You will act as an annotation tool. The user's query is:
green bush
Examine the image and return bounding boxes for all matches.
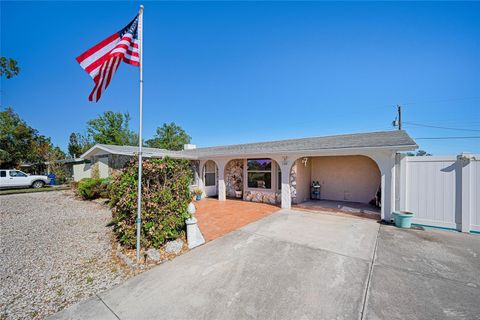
[77,178,110,200]
[109,157,192,249]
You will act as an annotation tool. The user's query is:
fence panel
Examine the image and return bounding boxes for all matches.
[404,156,459,229]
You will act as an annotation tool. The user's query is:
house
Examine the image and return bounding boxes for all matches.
[79,130,417,222]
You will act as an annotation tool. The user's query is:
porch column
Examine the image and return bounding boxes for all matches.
[276,157,294,210]
[198,160,207,197]
[370,152,395,222]
[217,160,227,201]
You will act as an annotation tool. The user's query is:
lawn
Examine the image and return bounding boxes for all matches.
[0,185,70,196]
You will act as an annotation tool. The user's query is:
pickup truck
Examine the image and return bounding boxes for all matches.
[0,169,50,189]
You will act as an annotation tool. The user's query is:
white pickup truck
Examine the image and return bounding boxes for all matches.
[0,169,50,189]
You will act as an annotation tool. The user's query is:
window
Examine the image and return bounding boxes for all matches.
[247,159,272,189]
[278,167,282,191]
[204,161,216,187]
[10,171,27,177]
[0,171,6,177]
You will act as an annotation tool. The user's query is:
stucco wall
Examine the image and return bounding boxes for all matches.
[72,162,92,181]
[97,156,110,178]
[294,159,312,204]
[310,155,380,204]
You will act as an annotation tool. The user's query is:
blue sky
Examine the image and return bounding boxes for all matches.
[1,1,479,155]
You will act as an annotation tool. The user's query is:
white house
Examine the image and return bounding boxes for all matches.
[79,130,418,222]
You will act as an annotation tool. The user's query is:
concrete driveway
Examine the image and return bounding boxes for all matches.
[50,209,480,320]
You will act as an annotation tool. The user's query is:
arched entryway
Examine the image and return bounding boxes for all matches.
[203,160,218,197]
[224,159,244,199]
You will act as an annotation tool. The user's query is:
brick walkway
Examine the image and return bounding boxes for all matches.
[194,198,280,241]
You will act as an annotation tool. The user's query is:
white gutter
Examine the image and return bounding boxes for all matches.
[190,144,418,159]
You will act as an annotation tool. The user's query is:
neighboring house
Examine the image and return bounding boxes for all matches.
[21,158,87,182]
[79,130,418,222]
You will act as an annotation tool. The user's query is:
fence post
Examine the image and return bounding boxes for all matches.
[458,152,473,233]
[396,153,407,212]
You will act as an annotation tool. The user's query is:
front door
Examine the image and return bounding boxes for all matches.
[204,161,217,197]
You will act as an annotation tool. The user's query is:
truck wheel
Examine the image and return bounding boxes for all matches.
[32,180,45,188]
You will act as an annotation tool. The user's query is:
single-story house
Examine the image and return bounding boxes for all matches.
[79,130,418,222]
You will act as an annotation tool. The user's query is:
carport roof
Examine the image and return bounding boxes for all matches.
[81,130,417,160]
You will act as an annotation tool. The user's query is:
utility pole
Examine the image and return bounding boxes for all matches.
[397,104,402,130]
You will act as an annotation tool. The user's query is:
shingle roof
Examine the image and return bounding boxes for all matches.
[185,130,417,157]
[82,130,416,159]
[84,144,197,159]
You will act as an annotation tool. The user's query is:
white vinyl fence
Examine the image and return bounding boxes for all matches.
[397,153,479,233]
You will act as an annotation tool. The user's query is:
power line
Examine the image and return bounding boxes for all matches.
[401,96,480,106]
[415,136,480,140]
[404,121,480,132]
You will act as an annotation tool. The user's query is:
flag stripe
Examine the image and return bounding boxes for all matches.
[76,33,119,64]
[79,37,120,70]
[77,15,140,102]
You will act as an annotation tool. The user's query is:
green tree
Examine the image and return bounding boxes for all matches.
[145,122,191,150]
[0,107,64,168]
[87,111,138,145]
[68,132,92,158]
[0,57,20,79]
[406,150,432,157]
[0,107,38,167]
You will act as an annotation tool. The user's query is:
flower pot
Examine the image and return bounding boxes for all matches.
[195,195,202,201]
[235,190,242,199]
[392,211,414,228]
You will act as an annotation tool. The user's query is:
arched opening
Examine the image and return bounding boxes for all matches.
[289,155,381,217]
[203,160,218,197]
[224,159,244,199]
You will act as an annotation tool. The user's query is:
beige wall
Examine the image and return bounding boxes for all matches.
[310,155,380,204]
[294,159,312,203]
[98,156,110,178]
[73,162,92,181]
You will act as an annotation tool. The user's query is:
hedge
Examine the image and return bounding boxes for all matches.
[109,157,192,249]
[76,178,110,200]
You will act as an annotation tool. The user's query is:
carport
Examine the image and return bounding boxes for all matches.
[291,155,381,219]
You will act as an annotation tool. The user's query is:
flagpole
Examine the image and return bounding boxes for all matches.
[136,4,144,263]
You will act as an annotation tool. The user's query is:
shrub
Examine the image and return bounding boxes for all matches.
[77,177,110,200]
[109,157,192,249]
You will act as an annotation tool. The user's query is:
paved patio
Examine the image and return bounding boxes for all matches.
[194,198,279,241]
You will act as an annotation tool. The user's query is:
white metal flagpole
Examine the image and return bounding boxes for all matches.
[136,4,144,263]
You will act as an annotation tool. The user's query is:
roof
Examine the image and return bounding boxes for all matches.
[81,130,417,160]
[80,144,197,160]
[184,130,417,157]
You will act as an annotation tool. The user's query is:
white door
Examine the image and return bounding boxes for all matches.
[204,161,217,197]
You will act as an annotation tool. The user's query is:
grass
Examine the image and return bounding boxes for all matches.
[0,186,70,196]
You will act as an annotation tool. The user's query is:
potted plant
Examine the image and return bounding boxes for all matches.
[192,187,203,201]
[392,211,414,228]
[235,190,242,199]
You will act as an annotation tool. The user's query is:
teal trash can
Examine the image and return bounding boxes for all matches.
[392,211,414,228]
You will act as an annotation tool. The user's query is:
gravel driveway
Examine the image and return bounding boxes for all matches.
[0,191,127,320]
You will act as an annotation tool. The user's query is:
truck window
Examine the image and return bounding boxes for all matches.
[10,171,27,177]
[0,171,5,177]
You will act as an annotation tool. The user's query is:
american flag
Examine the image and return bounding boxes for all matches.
[76,15,140,102]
